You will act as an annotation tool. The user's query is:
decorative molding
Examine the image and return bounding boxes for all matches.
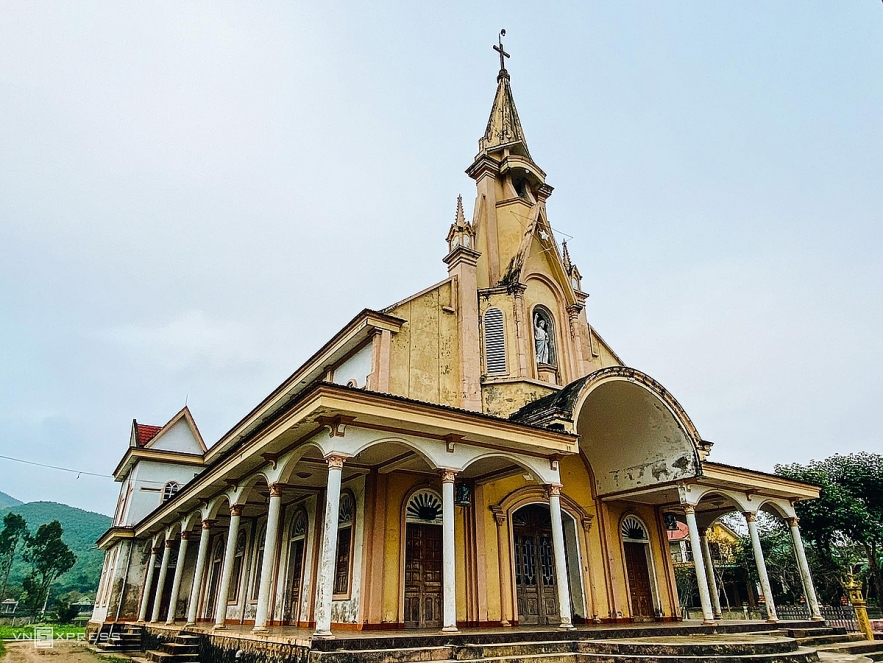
[318,414,356,438]
[581,515,594,533]
[445,434,463,453]
[743,511,757,523]
[440,469,457,484]
[786,516,799,527]
[230,504,244,517]
[269,483,283,498]
[490,505,506,527]
[164,539,174,548]
[545,484,562,498]
[180,531,191,541]
[683,504,696,515]
[202,520,215,531]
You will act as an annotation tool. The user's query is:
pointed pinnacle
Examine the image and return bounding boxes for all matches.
[455,194,466,226]
[561,240,572,272]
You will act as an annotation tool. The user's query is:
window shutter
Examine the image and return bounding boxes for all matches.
[484,308,507,374]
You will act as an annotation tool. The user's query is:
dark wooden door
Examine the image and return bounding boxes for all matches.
[624,542,654,620]
[285,539,305,624]
[404,523,442,628]
[513,505,560,625]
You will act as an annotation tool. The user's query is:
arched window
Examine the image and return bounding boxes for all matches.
[620,515,649,542]
[204,538,225,618]
[162,481,180,503]
[483,307,507,374]
[250,524,266,602]
[532,307,557,368]
[229,531,247,604]
[405,489,443,524]
[334,492,355,596]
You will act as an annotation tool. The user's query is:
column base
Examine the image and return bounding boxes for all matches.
[766,618,779,624]
[441,626,459,633]
[313,631,335,639]
[184,622,196,628]
[701,620,718,626]
[558,624,576,631]
[500,620,511,627]
[252,626,268,633]
[212,624,227,630]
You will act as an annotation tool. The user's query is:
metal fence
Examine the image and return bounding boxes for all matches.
[776,604,859,632]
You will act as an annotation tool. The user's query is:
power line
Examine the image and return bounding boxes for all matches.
[0,453,111,479]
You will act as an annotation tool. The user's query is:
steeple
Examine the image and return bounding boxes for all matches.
[478,30,531,160]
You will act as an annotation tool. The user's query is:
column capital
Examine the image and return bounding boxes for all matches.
[743,511,757,523]
[164,539,175,548]
[545,483,562,498]
[180,531,191,541]
[202,519,216,530]
[230,504,244,517]
[786,516,799,527]
[440,469,457,484]
[269,483,283,498]
[151,546,162,555]
[683,504,696,515]
[325,453,347,470]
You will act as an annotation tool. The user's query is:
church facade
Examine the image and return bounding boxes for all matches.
[91,49,824,637]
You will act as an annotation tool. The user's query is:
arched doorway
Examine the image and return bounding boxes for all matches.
[403,489,443,628]
[283,509,309,625]
[203,537,224,620]
[620,515,658,621]
[513,504,560,625]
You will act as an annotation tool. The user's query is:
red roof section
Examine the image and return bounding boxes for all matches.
[667,521,690,542]
[135,423,163,447]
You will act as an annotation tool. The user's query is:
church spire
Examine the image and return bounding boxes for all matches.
[478,30,531,160]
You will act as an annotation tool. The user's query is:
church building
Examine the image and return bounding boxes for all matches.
[91,40,824,637]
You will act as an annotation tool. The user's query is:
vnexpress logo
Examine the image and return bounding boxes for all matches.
[34,626,54,649]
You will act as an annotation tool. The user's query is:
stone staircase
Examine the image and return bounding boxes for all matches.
[133,633,200,663]
[775,627,883,662]
[93,623,144,653]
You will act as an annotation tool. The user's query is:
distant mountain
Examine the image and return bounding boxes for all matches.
[0,490,23,509]
[0,501,112,599]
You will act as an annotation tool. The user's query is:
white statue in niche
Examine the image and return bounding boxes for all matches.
[534,313,554,365]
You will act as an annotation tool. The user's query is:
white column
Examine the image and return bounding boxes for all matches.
[745,511,778,623]
[547,485,574,629]
[213,505,243,629]
[441,470,458,633]
[150,539,173,623]
[684,506,717,625]
[787,517,822,621]
[165,532,190,624]
[137,545,159,622]
[314,454,346,638]
[186,520,213,626]
[253,484,284,632]
[699,529,722,619]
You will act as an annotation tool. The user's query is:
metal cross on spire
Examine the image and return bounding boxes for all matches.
[493,29,510,71]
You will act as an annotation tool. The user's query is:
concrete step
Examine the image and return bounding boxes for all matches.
[816,642,883,657]
[161,643,199,655]
[580,636,799,658]
[799,635,867,647]
[453,641,575,660]
[146,650,200,663]
[311,646,453,663]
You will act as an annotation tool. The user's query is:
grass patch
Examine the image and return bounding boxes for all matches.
[0,639,6,658]
[0,623,87,641]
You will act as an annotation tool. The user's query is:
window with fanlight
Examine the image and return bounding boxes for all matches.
[333,491,356,596]
[162,481,180,503]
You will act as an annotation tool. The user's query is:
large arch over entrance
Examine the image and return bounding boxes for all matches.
[512,367,704,498]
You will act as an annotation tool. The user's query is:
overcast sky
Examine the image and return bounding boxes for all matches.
[1,3,881,517]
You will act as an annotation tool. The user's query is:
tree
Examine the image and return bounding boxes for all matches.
[20,520,76,616]
[776,452,883,605]
[0,512,27,598]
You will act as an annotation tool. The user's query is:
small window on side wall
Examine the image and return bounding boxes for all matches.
[162,481,180,503]
[483,307,507,375]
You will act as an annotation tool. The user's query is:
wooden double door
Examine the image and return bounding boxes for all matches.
[513,505,560,625]
[404,523,442,628]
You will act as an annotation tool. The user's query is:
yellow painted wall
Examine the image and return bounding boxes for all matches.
[387,281,459,408]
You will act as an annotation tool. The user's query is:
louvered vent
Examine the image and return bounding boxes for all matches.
[484,307,507,374]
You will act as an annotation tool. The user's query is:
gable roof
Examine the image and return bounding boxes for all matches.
[133,423,163,448]
[145,406,207,453]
